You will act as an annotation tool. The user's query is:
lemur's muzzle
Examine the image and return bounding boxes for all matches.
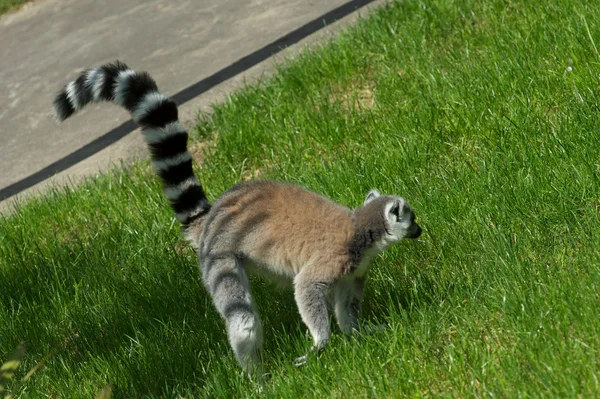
[407,224,422,239]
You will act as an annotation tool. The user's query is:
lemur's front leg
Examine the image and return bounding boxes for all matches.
[293,270,332,367]
[335,276,389,337]
[334,276,365,335]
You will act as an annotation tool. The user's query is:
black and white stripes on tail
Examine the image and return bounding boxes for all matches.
[53,61,211,229]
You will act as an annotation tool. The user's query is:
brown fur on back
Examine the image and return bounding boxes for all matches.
[198,181,354,281]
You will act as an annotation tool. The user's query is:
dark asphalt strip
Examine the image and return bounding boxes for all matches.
[0,0,377,202]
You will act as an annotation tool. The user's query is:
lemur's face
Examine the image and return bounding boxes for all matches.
[364,189,422,243]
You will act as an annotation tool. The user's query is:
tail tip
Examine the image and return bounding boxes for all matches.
[52,90,74,122]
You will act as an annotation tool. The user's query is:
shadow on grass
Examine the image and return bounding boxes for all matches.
[0,236,310,395]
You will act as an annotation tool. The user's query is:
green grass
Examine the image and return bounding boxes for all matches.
[0,0,31,16]
[2,0,600,397]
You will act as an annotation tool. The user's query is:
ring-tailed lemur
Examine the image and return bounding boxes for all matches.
[53,61,422,378]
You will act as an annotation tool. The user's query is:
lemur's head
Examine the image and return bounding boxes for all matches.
[360,189,422,246]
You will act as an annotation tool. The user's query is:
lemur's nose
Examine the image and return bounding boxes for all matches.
[409,225,422,239]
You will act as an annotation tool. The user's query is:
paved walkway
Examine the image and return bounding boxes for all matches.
[0,0,383,210]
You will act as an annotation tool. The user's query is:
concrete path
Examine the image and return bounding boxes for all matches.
[0,0,383,210]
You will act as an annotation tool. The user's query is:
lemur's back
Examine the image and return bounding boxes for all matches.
[201,180,353,278]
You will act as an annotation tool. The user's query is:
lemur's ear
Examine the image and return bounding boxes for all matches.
[386,198,405,222]
[388,199,404,222]
[364,189,381,205]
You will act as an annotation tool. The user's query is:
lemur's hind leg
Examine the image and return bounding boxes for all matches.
[293,269,332,367]
[201,252,264,378]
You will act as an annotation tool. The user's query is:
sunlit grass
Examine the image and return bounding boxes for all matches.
[1,0,599,397]
[0,0,31,16]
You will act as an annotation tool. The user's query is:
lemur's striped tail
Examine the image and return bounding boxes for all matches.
[53,61,211,229]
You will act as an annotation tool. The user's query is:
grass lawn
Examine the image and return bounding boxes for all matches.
[0,0,31,16]
[1,0,600,397]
